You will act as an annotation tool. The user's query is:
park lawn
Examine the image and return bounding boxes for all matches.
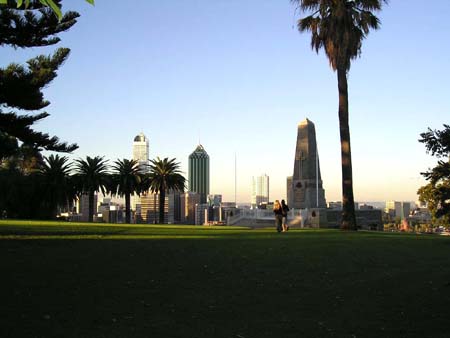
[0,221,449,338]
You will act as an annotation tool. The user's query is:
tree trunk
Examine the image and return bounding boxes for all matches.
[125,192,131,224]
[337,67,357,230]
[159,189,165,224]
[88,191,94,223]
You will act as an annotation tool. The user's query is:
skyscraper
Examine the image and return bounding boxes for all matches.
[287,118,326,209]
[251,174,269,208]
[188,144,209,204]
[132,133,149,213]
[132,132,149,172]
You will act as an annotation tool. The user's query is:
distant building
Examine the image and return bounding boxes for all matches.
[195,203,209,225]
[251,174,269,208]
[359,203,374,210]
[77,193,98,222]
[409,208,432,224]
[327,201,342,210]
[132,132,149,212]
[100,204,124,224]
[132,132,149,170]
[101,205,125,223]
[385,201,411,220]
[208,194,222,207]
[208,205,224,223]
[326,209,383,230]
[180,192,201,224]
[140,192,178,224]
[188,144,210,204]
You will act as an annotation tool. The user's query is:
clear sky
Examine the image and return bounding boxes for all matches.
[2,0,449,203]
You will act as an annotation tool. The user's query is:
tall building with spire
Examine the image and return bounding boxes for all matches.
[188,144,209,204]
[287,118,326,209]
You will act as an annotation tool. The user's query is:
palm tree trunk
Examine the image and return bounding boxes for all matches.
[337,67,357,230]
[53,203,58,220]
[125,192,131,224]
[88,191,94,223]
[159,189,165,224]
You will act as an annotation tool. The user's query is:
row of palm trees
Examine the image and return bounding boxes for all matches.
[39,155,186,223]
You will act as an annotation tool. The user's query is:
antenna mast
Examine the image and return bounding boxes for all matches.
[234,152,237,208]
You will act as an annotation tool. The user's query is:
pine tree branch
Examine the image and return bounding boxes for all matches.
[0,1,79,47]
[0,110,78,157]
[0,48,70,110]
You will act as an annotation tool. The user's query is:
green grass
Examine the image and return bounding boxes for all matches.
[1,220,449,337]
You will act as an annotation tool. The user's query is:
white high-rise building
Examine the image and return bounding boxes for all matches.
[133,132,149,172]
[132,133,149,213]
[251,174,269,208]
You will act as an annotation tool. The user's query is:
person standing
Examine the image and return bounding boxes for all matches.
[281,199,290,232]
[273,200,283,233]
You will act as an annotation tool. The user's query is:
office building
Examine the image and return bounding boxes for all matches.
[385,201,411,220]
[251,174,269,208]
[188,144,209,204]
[208,194,222,207]
[132,132,149,169]
[195,203,209,225]
[180,192,201,224]
[77,192,98,222]
[139,191,181,224]
[132,133,149,212]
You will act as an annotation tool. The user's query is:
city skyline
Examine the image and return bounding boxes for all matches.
[2,1,448,203]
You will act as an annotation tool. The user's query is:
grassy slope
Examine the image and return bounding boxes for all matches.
[1,221,449,338]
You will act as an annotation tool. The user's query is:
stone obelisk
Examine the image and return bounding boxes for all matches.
[287,118,326,209]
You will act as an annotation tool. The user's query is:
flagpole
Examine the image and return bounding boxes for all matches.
[234,152,237,208]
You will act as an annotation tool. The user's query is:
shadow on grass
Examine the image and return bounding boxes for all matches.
[1,221,449,337]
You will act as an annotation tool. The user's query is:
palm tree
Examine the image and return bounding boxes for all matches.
[38,154,74,218]
[74,156,109,222]
[110,158,144,224]
[147,157,185,224]
[292,0,386,230]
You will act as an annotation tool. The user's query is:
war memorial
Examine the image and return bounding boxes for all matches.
[227,119,382,230]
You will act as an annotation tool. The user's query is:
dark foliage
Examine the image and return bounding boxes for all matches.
[109,159,145,224]
[418,125,450,221]
[73,156,110,222]
[419,124,450,158]
[0,1,79,48]
[147,157,185,224]
[0,1,79,160]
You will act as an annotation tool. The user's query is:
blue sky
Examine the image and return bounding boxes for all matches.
[2,0,449,203]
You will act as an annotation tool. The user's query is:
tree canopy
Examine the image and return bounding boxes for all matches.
[0,0,93,20]
[148,157,186,224]
[418,125,450,223]
[110,159,144,224]
[0,0,79,161]
[73,156,110,222]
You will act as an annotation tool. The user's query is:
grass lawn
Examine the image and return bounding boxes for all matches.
[1,220,449,338]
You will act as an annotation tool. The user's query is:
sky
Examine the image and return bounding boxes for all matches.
[2,0,449,204]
